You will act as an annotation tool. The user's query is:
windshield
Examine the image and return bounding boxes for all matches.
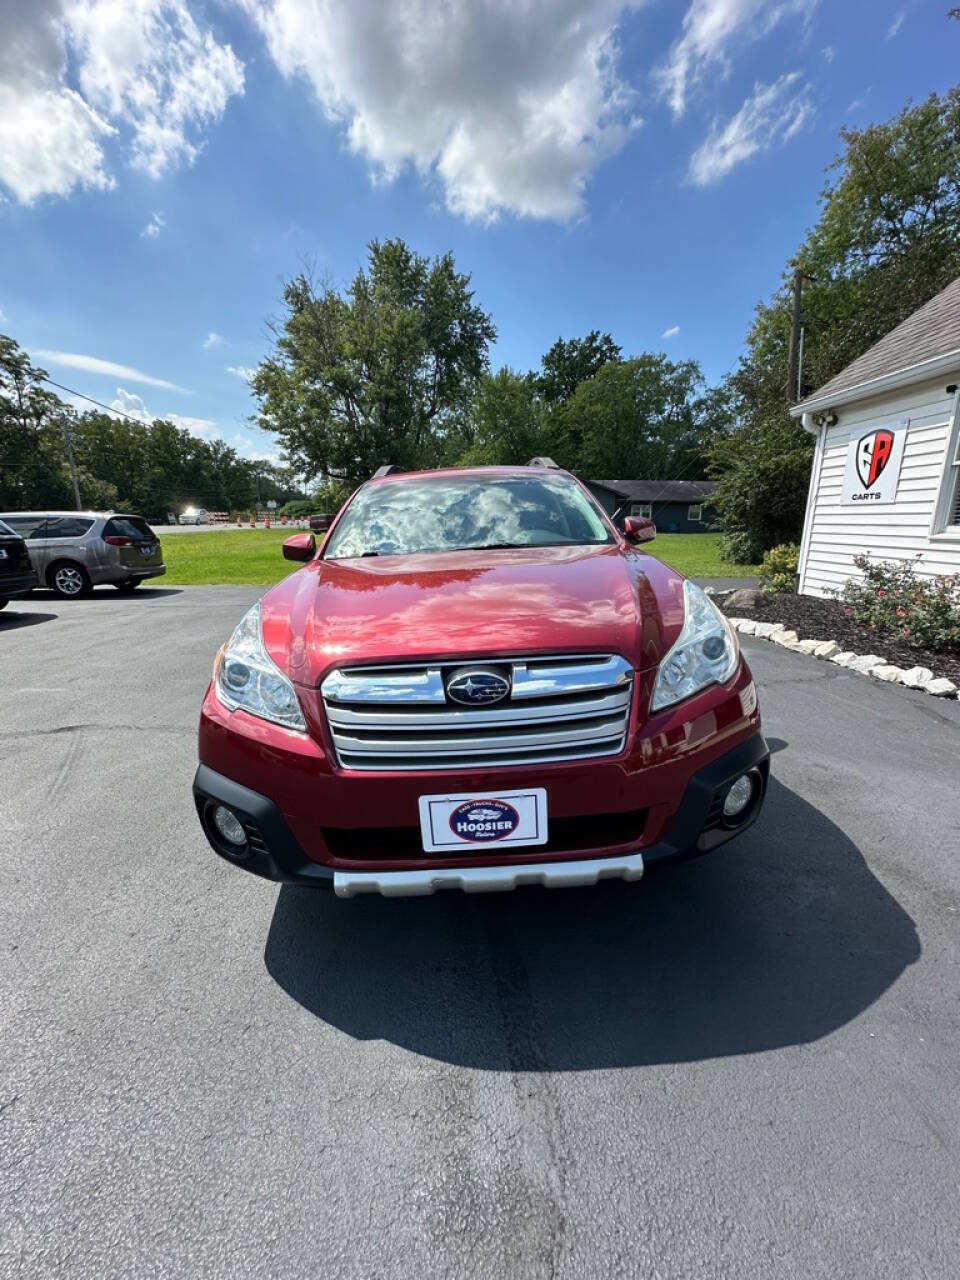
[324,473,614,559]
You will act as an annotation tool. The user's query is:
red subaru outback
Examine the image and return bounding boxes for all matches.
[194,465,768,896]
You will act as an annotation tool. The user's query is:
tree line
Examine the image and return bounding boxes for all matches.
[0,336,304,519]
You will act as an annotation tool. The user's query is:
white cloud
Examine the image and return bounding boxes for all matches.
[0,304,7,324]
[226,365,256,381]
[662,324,680,338]
[140,210,165,237]
[821,44,835,62]
[33,348,188,391]
[104,387,219,438]
[886,8,906,38]
[0,1,244,204]
[655,0,816,118]
[688,72,813,185]
[202,331,224,349]
[237,0,644,223]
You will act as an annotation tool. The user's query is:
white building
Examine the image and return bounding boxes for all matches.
[792,276,960,597]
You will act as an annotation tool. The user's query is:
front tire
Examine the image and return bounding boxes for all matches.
[49,562,92,598]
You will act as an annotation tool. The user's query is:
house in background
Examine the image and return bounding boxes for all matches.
[791,275,960,597]
[586,479,717,533]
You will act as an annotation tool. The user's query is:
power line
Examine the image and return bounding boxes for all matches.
[40,377,156,427]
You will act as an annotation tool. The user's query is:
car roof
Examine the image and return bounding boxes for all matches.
[364,465,576,485]
[0,510,141,518]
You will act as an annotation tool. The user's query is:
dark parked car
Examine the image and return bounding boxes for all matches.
[309,513,333,533]
[0,519,39,609]
[0,512,165,598]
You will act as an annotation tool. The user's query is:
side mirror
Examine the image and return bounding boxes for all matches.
[282,532,317,562]
[623,516,656,544]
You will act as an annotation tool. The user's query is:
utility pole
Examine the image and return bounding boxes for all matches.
[60,411,82,511]
[786,268,803,404]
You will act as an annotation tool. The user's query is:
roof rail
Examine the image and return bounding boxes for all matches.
[526,456,561,469]
[371,465,404,479]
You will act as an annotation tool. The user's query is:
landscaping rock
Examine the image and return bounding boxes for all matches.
[753,622,781,638]
[899,666,934,690]
[926,678,958,697]
[813,641,840,659]
[849,654,885,675]
[723,588,763,612]
[736,619,757,635]
[771,629,800,647]
[871,664,905,682]
[830,652,858,667]
[795,639,822,655]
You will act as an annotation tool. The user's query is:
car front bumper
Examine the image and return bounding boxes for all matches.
[193,731,770,896]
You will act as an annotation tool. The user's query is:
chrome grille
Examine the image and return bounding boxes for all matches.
[321,655,633,771]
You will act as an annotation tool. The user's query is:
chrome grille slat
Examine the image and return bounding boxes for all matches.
[324,687,631,730]
[334,715,627,758]
[321,653,633,771]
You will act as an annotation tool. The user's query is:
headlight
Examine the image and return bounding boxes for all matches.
[215,602,306,731]
[651,580,739,712]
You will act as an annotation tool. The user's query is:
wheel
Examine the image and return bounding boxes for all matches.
[0,598,8,610]
[114,579,140,592]
[49,562,92,598]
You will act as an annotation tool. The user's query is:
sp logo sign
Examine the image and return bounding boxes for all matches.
[856,429,894,489]
[841,419,907,507]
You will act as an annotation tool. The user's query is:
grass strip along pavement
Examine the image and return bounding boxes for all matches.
[160,528,758,587]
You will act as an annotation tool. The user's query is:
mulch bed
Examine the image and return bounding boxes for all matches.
[720,591,960,687]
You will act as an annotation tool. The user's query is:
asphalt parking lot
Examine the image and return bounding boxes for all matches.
[2,586,959,1279]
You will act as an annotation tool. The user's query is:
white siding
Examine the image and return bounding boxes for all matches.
[799,374,960,597]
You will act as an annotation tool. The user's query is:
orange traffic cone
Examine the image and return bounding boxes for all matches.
[249,514,255,528]
[264,514,271,529]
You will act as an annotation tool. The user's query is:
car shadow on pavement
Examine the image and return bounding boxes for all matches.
[263,778,920,1071]
[26,587,183,601]
[0,609,59,630]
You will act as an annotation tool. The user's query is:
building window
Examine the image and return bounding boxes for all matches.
[932,395,960,535]
[944,441,960,529]
[688,504,703,522]
[630,502,652,519]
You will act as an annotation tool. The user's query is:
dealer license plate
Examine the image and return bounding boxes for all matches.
[418,788,548,853]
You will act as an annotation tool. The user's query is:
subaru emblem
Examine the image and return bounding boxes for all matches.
[446,667,511,706]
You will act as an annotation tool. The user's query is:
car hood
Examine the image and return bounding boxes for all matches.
[260,544,687,686]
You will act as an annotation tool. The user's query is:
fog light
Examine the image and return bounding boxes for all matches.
[722,774,755,819]
[212,804,247,846]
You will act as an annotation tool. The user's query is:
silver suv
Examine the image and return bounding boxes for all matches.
[0,512,166,598]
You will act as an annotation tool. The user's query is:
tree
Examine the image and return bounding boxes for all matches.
[251,239,496,484]
[0,336,74,509]
[537,331,621,405]
[557,355,706,478]
[711,87,960,559]
[452,368,551,465]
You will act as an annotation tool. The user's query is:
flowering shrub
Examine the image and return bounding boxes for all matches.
[758,543,800,593]
[839,554,960,652]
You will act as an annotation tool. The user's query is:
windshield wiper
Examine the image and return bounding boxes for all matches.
[459,541,539,551]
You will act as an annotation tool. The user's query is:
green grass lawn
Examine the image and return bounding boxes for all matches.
[160,528,758,586]
[648,533,758,578]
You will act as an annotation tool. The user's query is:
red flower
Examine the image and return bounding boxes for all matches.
[896,608,906,617]
[876,589,886,597]
[903,628,912,635]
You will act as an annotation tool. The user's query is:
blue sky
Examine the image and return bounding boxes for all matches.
[0,0,950,462]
